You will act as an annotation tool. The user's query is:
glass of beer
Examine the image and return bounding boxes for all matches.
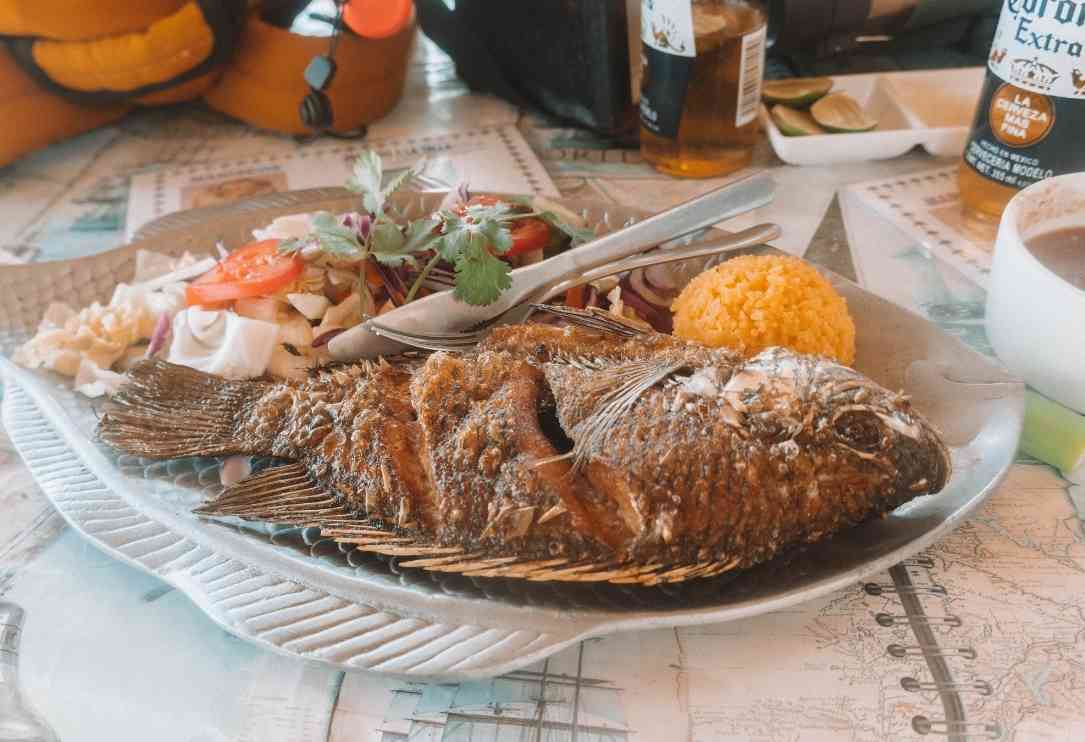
[639,0,768,178]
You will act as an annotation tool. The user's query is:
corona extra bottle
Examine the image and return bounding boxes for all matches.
[959,0,1085,222]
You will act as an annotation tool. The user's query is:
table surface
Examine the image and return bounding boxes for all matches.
[2,34,1084,742]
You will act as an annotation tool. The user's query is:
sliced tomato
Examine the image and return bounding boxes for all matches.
[362,258,384,291]
[458,195,502,210]
[185,239,303,307]
[506,217,551,257]
[455,195,553,258]
[564,284,586,309]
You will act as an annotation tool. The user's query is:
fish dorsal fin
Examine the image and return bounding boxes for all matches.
[529,304,651,337]
[194,463,350,525]
[543,357,687,470]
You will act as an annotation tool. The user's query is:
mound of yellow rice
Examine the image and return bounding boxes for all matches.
[671,254,856,365]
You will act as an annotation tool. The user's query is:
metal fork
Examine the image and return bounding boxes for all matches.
[329,171,776,360]
[365,222,780,352]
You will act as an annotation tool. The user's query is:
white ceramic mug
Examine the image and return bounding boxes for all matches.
[986,173,1085,413]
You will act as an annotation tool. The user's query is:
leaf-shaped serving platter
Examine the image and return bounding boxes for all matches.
[0,188,1023,680]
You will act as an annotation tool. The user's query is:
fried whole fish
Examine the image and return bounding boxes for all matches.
[99,321,951,583]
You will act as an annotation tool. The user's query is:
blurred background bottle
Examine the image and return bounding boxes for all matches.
[0,603,58,742]
[958,0,1085,223]
[639,0,768,178]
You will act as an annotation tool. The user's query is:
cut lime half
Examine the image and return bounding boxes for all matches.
[810,93,878,132]
[770,105,826,136]
[762,77,834,108]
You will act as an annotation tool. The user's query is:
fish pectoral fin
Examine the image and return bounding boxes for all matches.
[529,304,649,337]
[194,463,349,525]
[545,358,687,469]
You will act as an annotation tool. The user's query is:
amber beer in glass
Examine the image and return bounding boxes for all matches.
[639,0,767,178]
[958,0,1085,222]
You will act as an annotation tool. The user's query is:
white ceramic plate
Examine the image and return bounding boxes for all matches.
[762,68,985,165]
[0,188,1023,680]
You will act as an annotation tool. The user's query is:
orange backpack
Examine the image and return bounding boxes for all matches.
[0,0,413,166]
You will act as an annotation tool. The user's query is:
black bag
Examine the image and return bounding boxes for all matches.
[768,0,1001,76]
[416,0,1001,133]
[415,0,635,135]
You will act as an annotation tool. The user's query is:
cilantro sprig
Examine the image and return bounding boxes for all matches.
[279,151,593,306]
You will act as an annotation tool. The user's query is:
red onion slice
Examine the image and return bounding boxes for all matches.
[145,312,172,358]
[312,328,346,348]
[629,268,677,307]
[618,277,673,333]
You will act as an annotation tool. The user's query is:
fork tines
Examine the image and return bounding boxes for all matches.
[367,321,485,353]
[529,304,648,337]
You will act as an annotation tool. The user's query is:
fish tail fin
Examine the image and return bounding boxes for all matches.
[99,360,272,459]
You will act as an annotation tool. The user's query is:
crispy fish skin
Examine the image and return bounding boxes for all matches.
[99,324,951,577]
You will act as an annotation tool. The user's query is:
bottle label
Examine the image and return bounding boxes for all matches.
[735,24,767,127]
[639,0,696,138]
[987,0,1085,100]
[0,624,18,654]
[963,0,1085,190]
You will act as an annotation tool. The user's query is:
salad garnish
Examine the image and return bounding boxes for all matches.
[15,150,603,395]
[279,151,593,306]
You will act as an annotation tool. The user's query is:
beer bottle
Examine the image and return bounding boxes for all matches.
[639,0,768,178]
[959,0,1085,221]
[0,603,59,742]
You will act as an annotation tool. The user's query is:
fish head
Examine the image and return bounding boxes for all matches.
[723,348,951,495]
[822,384,952,496]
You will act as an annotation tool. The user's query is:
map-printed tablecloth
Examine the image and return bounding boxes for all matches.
[1,36,1082,742]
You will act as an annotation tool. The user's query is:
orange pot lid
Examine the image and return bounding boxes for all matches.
[343,0,413,39]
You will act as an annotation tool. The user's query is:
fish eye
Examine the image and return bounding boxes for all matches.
[833,410,884,451]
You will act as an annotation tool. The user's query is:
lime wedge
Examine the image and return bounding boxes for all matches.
[1021,390,1085,474]
[762,77,834,107]
[810,93,877,132]
[770,105,826,136]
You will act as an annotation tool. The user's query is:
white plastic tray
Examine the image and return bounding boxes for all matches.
[761,67,984,166]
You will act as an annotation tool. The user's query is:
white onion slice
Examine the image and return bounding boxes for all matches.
[287,292,330,320]
[134,257,217,291]
[644,262,686,291]
[72,359,127,398]
[235,296,282,323]
[167,308,279,379]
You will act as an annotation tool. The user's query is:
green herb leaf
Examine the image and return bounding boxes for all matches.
[434,214,470,262]
[463,201,516,223]
[347,151,385,215]
[278,238,303,255]
[427,207,519,304]
[453,238,512,306]
[310,211,342,231]
[305,210,365,258]
[547,215,596,244]
[345,151,422,218]
[402,217,441,253]
[535,208,595,244]
[369,221,410,266]
[480,220,513,255]
[381,167,416,200]
[508,195,595,244]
